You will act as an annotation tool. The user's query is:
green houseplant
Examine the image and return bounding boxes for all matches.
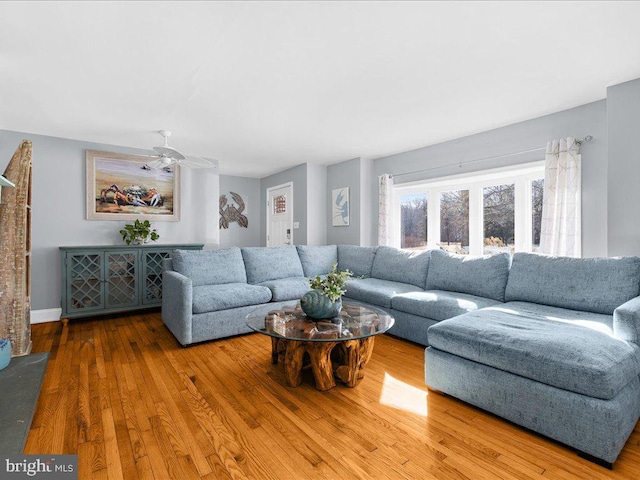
[301,263,354,318]
[119,219,159,245]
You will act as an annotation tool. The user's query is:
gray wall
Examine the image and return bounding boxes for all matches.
[607,78,640,256]
[260,163,308,246]
[219,175,261,248]
[359,158,373,246]
[306,163,327,245]
[0,129,220,311]
[371,101,608,257]
[327,158,362,245]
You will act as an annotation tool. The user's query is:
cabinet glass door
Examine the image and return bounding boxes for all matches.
[67,252,105,314]
[142,250,171,305]
[105,251,139,309]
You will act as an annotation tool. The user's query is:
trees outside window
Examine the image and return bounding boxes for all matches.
[400,193,427,249]
[531,178,544,251]
[483,184,515,254]
[440,190,469,254]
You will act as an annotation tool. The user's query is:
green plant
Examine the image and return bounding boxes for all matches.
[309,263,354,302]
[119,219,159,245]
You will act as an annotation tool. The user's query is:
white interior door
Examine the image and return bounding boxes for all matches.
[267,183,293,247]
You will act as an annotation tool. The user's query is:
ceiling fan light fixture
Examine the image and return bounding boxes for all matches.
[146,130,219,170]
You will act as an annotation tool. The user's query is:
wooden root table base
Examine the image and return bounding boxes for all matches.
[271,336,376,391]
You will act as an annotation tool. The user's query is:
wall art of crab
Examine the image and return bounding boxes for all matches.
[332,187,349,226]
[86,150,180,221]
[219,191,248,229]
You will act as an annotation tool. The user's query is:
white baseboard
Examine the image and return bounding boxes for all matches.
[31,308,62,324]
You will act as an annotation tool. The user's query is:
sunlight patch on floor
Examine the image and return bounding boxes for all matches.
[379,373,428,416]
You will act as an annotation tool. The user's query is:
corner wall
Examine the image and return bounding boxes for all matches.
[607,78,640,256]
[327,158,362,245]
[219,175,261,247]
[0,129,220,311]
[306,163,327,245]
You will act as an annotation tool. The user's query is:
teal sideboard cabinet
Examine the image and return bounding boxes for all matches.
[60,244,203,321]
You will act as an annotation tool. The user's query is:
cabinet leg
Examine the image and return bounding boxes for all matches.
[61,318,69,326]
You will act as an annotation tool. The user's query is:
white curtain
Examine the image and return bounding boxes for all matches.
[539,137,581,257]
[378,174,394,246]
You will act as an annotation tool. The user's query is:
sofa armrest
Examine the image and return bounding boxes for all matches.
[613,296,640,344]
[162,270,193,346]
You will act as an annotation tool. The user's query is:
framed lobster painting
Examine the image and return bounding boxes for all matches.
[86,150,180,221]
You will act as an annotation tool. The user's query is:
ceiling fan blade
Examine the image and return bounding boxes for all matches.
[177,155,219,169]
[153,145,186,161]
[146,156,176,169]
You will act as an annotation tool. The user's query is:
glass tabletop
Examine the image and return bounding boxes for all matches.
[245,299,395,342]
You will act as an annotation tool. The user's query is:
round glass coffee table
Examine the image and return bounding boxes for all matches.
[246,300,394,391]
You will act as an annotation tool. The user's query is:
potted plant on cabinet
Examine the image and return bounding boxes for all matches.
[119,219,160,245]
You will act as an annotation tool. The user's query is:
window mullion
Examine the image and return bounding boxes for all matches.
[469,185,483,255]
[514,177,529,252]
[428,189,440,248]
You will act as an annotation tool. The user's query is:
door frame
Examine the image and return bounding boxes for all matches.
[266,182,294,246]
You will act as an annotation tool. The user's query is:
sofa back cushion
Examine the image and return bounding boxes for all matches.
[242,246,305,284]
[337,245,377,277]
[296,245,338,277]
[370,246,430,288]
[505,252,640,314]
[426,249,511,302]
[172,248,247,287]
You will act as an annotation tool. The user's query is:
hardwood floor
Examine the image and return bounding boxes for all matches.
[26,312,640,479]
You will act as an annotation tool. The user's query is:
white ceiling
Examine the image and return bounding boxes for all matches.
[1,1,640,177]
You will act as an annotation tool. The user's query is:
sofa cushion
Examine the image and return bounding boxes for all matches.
[338,245,377,277]
[192,283,272,314]
[258,277,310,301]
[392,290,501,322]
[242,246,305,284]
[428,307,640,399]
[343,278,422,309]
[426,249,511,302]
[371,246,430,288]
[296,245,337,277]
[505,253,640,315]
[172,248,247,287]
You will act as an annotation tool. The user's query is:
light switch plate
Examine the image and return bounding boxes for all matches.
[293,222,300,229]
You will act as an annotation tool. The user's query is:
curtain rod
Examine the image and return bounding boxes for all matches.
[392,135,593,179]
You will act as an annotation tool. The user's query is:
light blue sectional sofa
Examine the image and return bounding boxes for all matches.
[161,244,640,467]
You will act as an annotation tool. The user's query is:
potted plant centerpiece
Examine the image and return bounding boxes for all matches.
[119,219,160,245]
[301,263,354,319]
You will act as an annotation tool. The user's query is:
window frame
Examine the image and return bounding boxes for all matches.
[392,161,545,254]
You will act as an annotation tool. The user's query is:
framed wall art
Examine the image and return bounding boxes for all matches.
[332,187,349,226]
[86,150,180,221]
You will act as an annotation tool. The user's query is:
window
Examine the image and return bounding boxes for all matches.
[392,162,545,255]
[440,190,469,254]
[483,183,514,254]
[400,193,427,249]
[273,194,286,214]
[531,179,544,252]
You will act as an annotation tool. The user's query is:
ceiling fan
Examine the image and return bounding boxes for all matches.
[145,130,218,169]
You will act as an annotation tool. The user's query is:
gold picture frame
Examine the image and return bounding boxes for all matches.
[86,150,180,221]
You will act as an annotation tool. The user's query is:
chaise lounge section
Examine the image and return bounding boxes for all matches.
[425,253,640,466]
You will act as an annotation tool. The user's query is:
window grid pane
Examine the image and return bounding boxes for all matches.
[532,178,544,252]
[440,190,469,255]
[400,193,428,249]
[483,184,515,255]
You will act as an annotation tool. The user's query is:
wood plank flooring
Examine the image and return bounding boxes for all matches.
[26,311,640,479]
